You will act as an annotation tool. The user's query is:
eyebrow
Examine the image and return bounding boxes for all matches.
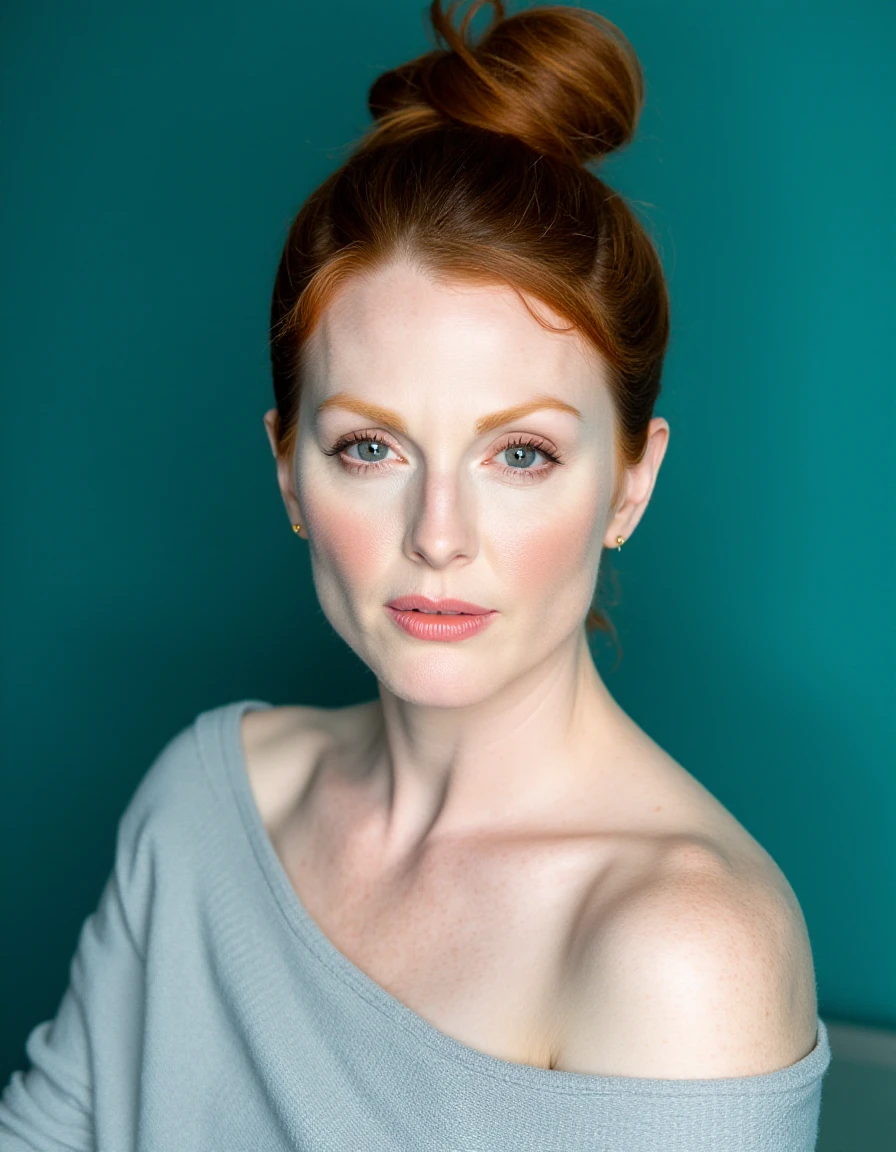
[315,391,583,436]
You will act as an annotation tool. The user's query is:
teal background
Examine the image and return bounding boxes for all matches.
[1,0,893,1107]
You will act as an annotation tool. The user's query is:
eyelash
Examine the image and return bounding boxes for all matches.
[322,430,565,483]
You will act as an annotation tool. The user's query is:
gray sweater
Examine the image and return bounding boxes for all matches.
[0,698,831,1150]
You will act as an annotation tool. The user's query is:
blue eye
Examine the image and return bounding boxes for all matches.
[323,432,397,472]
[503,444,541,469]
[349,438,390,463]
[493,436,563,482]
[325,430,564,482]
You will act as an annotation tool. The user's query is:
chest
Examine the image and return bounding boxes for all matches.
[278,825,611,1068]
[240,708,766,1074]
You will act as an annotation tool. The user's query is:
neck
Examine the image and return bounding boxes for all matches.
[363,629,623,858]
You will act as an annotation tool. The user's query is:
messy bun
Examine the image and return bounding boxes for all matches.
[270,0,670,647]
[368,1,643,167]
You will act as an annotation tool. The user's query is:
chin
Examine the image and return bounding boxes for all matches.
[379,671,502,710]
[358,645,507,708]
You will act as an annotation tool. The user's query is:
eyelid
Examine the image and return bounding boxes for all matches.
[326,428,407,459]
[328,427,562,459]
[492,431,562,459]
[325,430,565,490]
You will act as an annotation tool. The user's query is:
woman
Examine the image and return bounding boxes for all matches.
[0,2,830,1148]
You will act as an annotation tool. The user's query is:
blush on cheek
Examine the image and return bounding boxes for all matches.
[492,507,601,617]
[313,507,375,564]
[305,499,395,595]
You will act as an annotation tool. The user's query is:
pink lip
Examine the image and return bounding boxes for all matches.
[385,604,497,642]
[386,595,492,615]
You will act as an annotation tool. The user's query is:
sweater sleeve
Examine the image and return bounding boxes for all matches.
[0,727,186,1151]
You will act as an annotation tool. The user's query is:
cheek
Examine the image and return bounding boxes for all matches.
[488,493,602,603]
[300,483,394,590]
[315,510,385,579]
[299,457,604,609]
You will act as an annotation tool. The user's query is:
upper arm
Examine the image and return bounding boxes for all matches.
[0,840,144,1150]
[558,864,820,1080]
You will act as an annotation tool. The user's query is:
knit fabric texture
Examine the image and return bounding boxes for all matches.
[0,698,832,1150]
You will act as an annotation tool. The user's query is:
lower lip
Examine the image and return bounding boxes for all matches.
[385,607,497,642]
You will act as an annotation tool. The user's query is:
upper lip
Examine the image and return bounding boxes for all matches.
[387,595,493,615]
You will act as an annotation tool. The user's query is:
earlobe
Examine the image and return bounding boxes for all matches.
[604,531,628,553]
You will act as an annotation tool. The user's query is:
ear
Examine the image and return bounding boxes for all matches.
[604,417,670,550]
[263,408,306,536]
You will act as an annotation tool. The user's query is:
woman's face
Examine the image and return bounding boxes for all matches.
[267,261,642,708]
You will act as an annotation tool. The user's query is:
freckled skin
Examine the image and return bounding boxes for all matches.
[258,263,821,1082]
[264,260,669,846]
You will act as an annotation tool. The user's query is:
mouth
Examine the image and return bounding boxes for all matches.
[386,596,493,616]
[385,600,497,642]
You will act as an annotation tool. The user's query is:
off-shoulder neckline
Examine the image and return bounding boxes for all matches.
[206,696,831,1097]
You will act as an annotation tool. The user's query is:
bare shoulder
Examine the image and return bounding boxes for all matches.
[239,700,376,832]
[556,841,820,1079]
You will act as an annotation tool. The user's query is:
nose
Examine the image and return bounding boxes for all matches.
[404,468,478,569]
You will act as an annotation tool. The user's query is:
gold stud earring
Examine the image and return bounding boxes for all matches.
[616,536,625,551]
[292,523,302,535]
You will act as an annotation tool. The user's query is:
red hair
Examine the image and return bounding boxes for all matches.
[269,0,671,642]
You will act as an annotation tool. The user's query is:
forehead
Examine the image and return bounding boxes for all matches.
[304,261,607,410]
